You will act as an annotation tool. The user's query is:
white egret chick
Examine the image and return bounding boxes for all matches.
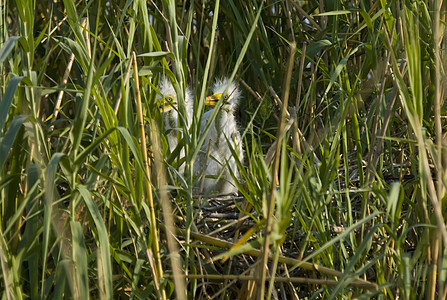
[194,78,244,195]
[158,77,193,172]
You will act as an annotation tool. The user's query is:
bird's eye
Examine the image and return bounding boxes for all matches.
[223,95,229,101]
[166,96,174,101]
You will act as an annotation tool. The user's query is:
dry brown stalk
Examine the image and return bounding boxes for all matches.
[168,226,378,291]
[164,274,378,290]
[132,52,165,299]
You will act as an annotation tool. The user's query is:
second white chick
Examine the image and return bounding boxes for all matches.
[158,77,193,174]
[194,78,244,195]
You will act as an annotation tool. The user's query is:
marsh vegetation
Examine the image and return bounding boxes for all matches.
[1,0,446,299]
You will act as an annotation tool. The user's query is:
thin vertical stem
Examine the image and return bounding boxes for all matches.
[257,42,296,299]
[432,0,444,299]
[132,52,165,299]
[152,122,186,300]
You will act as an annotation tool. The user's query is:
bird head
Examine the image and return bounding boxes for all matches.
[158,77,178,113]
[157,77,193,124]
[205,78,241,112]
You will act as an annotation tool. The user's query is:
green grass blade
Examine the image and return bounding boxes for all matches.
[0,36,20,65]
[0,115,27,171]
[77,185,113,299]
[71,221,89,300]
[0,76,23,130]
[41,152,67,297]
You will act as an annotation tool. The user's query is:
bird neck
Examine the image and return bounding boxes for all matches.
[220,102,234,113]
[216,107,235,132]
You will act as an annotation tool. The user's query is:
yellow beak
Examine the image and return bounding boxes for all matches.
[158,100,176,112]
[205,93,222,106]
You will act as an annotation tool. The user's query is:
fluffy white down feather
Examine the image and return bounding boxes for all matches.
[158,77,193,173]
[194,78,244,195]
